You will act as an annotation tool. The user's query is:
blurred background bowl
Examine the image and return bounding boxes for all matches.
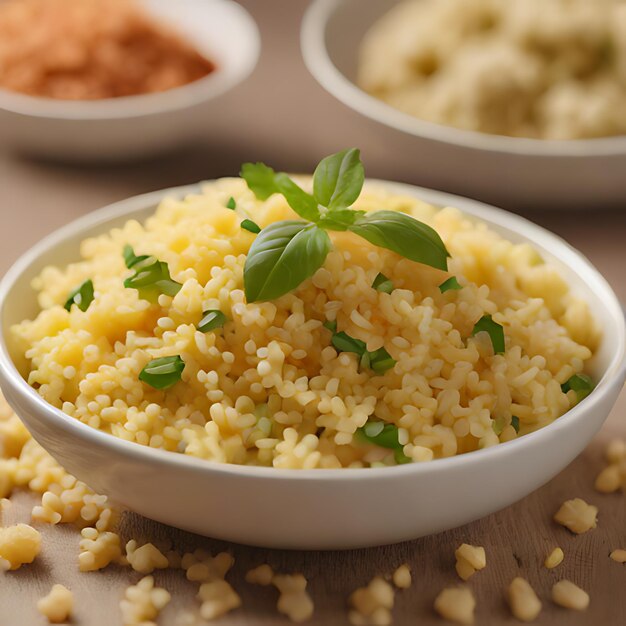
[301,0,626,210]
[0,0,260,162]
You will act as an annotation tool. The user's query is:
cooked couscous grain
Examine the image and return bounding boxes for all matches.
[120,575,171,625]
[544,547,564,569]
[454,543,486,581]
[273,574,315,623]
[125,539,169,574]
[553,498,598,534]
[392,564,412,589]
[246,563,275,586]
[434,586,476,625]
[37,584,74,623]
[79,527,123,571]
[12,177,597,470]
[507,577,542,622]
[609,549,626,563]
[197,579,242,620]
[551,580,589,611]
[0,523,41,570]
[349,576,395,625]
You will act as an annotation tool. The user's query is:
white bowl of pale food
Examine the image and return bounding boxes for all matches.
[0,176,624,549]
[0,0,260,161]
[301,0,626,209]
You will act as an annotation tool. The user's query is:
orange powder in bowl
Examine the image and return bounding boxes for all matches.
[0,0,216,100]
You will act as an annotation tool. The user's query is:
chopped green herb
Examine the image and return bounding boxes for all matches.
[331,331,367,355]
[511,415,520,433]
[226,196,236,210]
[357,419,411,465]
[561,374,594,402]
[241,219,261,234]
[439,276,462,293]
[240,149,450,303]
[123,258,182,302]
[323,319,337,333]
[64,279,94,312]
[471,314,505,354]
[123,245,151,269]
[372,272,394,294]
[492,416,506,436]
[197,310,227,333]
[139,355,185,390]
[368,347,397,374]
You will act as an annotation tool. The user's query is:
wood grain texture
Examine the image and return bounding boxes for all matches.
[0,1,625,624]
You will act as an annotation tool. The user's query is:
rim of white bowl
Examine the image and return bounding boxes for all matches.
[0,0,260,121]
[0,182,624,481]
[301,0,626,158]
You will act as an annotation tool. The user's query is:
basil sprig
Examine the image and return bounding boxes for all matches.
[123,245,151,269]
[561,374,594,402]
[241,219,261,234]
[123,257,182,303]
[439,276,462,293]
[64,279,94,312]
[326,324,396,375]
[198,310,227,333]
[471,314,505,354]
[139,355,185,390]
[372,272,394,294]
[240,149,450,302]
[357,419,411,464]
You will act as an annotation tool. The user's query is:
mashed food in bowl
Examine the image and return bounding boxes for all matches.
[12,151,599,469]
[358,0,626,139]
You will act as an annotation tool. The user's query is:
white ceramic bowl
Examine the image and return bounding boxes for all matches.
[0,182,624,549]
[0,0,260,161]
[301,0,626,210]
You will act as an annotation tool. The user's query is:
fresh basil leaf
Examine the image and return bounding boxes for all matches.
[241,219,261,234]
[349,211,449,271]
[198,310,227,333]
[274,173,321,222]
[323,319,337,333]
[124,259,182,302]
[139,355,185,390]
[240,162,278,200]
[313,148,364,211]
[226,197,236,210]
[471,314,505,354]
[561,373,594,402]
[369,347,396,374]
[244,220,331,302]
[357,421,403,450]
[64,279,94,312]
[123,245,151,269]
[394,448,412,464]
[511,415,520,433]
[439,276,462,293]
[372,272,394,294]
[317,208,365,231]
[331,331,367,356]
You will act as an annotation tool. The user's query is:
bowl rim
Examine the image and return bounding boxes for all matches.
[301,0,626,158]
[0,181,624,482]
[0,0,260,121]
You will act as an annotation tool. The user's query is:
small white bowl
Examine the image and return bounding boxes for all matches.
[301,0,626,210]
[0,182,624,549]
[0,0,260,161]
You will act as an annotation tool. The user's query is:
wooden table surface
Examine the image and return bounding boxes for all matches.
[1,1,625,624]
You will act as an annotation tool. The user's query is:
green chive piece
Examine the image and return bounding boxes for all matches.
[323,319,337,333]
[139,355,185,390]
[197,310,227,333]
[511,415,520,433]
[241,219,261,234]
[357,419,411,465]
[368,347,397,374]
[492,416,506,436]
[359,351,371,370]
[331,331,367,355]
[472,314,505,354]
[123,244,151,269]
[439,276,462,293]
[372,272,394,294]
[226,196,236,210]
[64,279,94,312]
[561,373,594,402]
[124,259,182,302]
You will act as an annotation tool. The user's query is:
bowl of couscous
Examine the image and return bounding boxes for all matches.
[0,150,624,548]
[301,0,626,209]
